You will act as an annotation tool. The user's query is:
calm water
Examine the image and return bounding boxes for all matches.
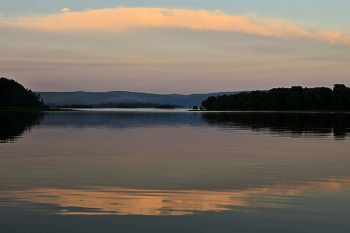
[1,110,350,232]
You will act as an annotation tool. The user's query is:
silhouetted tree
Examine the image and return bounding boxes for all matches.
[0,77,47,108]
[333,84,350,110]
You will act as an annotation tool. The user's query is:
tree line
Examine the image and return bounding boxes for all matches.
[201,84,350,111]
[0,77,47,108]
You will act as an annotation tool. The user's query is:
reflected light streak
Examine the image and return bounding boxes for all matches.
[1,176,349,216]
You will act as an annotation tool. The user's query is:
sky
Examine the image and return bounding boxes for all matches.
[1,0,350,93]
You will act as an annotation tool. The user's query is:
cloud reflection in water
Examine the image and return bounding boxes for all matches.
[2,176,349,216]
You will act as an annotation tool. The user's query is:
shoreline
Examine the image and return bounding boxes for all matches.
[1,107,349,113]
[188,109,350,113]
[0,107,75,112]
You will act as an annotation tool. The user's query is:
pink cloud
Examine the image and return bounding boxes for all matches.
[1,7,350,45]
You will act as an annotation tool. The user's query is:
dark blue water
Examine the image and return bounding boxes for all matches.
[1,110,349,232]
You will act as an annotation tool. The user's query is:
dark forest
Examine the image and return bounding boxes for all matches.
[201,84,350,111]
[0,77,47,108]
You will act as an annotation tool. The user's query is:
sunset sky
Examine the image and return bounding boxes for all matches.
[1,0,350,93]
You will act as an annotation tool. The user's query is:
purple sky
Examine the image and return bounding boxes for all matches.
[1,1,350,93]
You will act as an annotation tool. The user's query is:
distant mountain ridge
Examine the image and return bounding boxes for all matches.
[37,91,240,108]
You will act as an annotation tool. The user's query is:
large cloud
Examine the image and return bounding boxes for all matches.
[1,7,350,46]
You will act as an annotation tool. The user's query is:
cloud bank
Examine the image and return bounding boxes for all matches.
[1,8,350,46]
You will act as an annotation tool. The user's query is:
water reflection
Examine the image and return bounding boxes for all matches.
[0,111,43,143]
[202,112,350,139]
[1,175,349,216]
[40,111,203,128]
[35,111,350,139]
[1,110,350,232]
[1,111,350,144]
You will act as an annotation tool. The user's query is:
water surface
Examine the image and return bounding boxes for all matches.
[1,110,349,232]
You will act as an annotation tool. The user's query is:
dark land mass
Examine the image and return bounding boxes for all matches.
[201,84,350,111]
[37,91,239,108]
[0,77,47,108]
[3,77,350,111]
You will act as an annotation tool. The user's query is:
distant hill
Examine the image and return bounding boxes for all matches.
[37,91,239,108]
